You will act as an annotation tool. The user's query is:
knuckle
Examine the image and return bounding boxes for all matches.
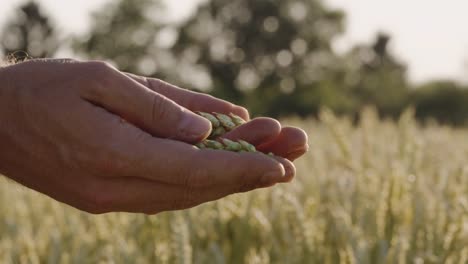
[86,60,116,75]
[79,61,117,98]
[147,78,165,92]
[150,94,171,123]
[83,62,114,81]
[131,73,151,87]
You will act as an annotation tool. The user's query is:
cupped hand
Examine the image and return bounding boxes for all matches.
[0,59,296,214]
[128,73,310,165]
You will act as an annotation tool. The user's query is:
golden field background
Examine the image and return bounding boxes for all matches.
[1,108,467,264]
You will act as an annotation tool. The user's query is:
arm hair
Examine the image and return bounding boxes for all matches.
[1,54,25,68]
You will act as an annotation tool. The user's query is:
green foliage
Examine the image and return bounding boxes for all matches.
[1,111,467,263]
[172,0,346,116]
[171,2,410,119]
[5,0,467,124]
[339,33,409,117]
[411,80,468,126]
[0,1,58,60]
[73,0,169,77]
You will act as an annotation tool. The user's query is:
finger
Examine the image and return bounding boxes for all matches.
[135,141,287,188]
[221,117,281,146]
[217,117,296,182]
[257,127,309,161]
[215,117,298,181]
[126,73,249,120]
[285,148,308,161]
[84,102,286,187]
[81,95,286,188]
[270,156,296,182]
[80,62,211,143]
[220,118,295,180]
[88,176,279,214]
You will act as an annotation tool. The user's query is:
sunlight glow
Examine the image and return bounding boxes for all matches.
[1,0,467,83]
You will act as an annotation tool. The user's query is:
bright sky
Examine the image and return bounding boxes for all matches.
[1,0,468,84]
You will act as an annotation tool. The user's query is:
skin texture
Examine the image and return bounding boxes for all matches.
[0,59,308,214]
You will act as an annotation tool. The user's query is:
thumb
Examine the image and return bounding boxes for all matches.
[149,93,212,142]
[80,65,211,143]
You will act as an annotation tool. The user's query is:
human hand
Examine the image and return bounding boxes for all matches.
[0,59,302,214]
[128,74,309,165]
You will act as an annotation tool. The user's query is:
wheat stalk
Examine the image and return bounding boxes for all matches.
[2,110,468,263]
[195,112,272,155]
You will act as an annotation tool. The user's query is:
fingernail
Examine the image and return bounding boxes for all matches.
[271,157,295,182]
[281,163,296,182]
[178,114,212,142]
[286,146,308,161]
[260,165,285,185]
[286,145,309,156]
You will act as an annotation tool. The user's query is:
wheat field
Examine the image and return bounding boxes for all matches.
[1,108,467,264]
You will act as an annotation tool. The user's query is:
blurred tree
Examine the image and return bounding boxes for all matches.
[0,1,58,60]
[71,0,466,124]
[340,33,409,117]
[172,0,346,116]
[411,80,468,126]
[73,0,171,77]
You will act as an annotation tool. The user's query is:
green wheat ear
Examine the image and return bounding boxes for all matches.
[197,112,246,139]
[196,139,254,152]
[195,112,274,156]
